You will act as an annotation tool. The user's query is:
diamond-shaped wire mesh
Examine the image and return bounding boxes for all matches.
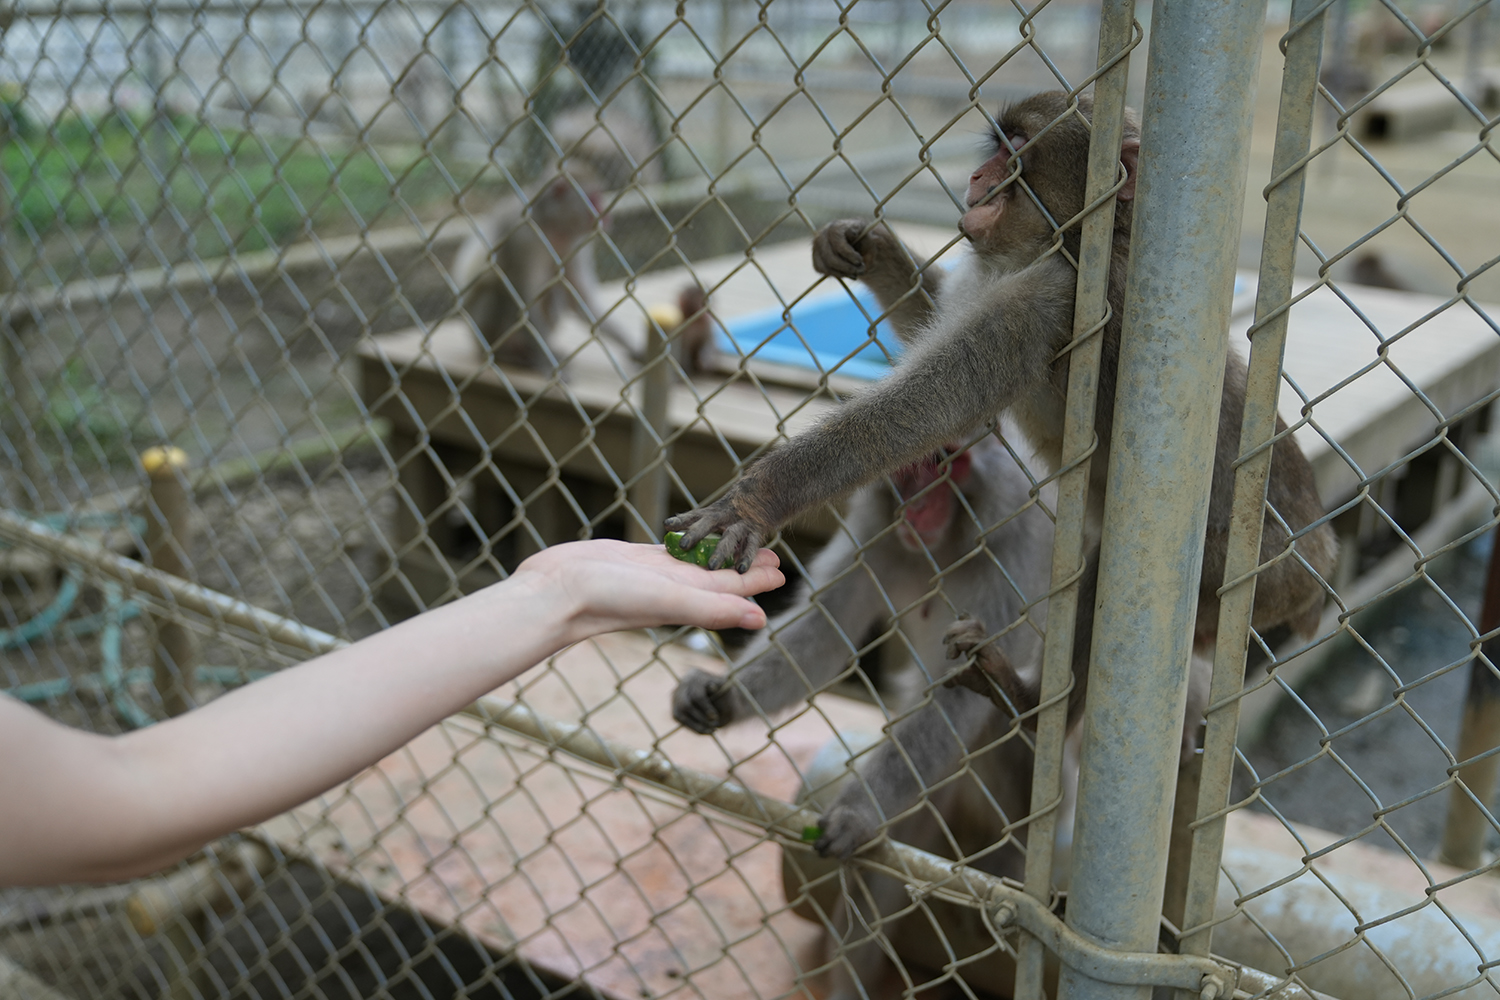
[1,1,1497,999]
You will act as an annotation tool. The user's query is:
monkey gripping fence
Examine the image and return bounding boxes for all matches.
[1,1,1499,999]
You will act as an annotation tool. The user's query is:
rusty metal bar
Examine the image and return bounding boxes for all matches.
[1440,523,1500,868]
[626,306,678,544]
[0,508,341,654]
[142,446,198,717]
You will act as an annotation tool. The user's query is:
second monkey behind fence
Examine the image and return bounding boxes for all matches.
[673,430,1067,1000]
[451,165,641,371]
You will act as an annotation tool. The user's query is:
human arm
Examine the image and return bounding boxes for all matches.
[0,540,782,886]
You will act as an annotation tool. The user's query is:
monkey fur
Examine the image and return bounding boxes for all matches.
[667,89,1336,742]
[672,283,718,375]
[673,431,1071,999]
[452,167,640,370]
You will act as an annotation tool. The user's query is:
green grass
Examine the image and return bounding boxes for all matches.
[3,110,456,265]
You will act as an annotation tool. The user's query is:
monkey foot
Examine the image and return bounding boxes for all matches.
[672,669,734,734]
[814,803,881,860]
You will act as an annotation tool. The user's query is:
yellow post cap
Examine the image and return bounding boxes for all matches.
[647,303,685,332]
[140,445,189,475]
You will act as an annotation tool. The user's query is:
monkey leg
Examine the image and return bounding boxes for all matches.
[826,808,955,1000]
[940,614,1036,719]
[815,686,996,859]
[673,528,894,733]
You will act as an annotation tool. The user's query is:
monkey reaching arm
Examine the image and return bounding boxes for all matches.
[672,526,889,734]
[666,254,1076,572]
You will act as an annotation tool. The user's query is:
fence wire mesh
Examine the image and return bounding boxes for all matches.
[0,1,1497,999]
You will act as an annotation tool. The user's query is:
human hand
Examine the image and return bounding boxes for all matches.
[509,539,783,642]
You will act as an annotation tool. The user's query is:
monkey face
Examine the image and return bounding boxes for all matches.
[960,139,1024,248]
[891,446,975,551]
[962,91,1139,255]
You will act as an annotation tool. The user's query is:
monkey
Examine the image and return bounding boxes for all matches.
[451,166,640,370]
[673,430,1075,1000]
[1349,250,1410,291]
[671,283,718,376]
[666,92,1335,880]
[666,90,1336,743]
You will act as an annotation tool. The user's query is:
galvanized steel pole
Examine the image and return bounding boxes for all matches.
[1057,2,1268,998]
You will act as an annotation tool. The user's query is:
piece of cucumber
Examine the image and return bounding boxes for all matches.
[664,531,722,567]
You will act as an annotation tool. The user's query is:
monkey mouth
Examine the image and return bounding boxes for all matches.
[893,446,973,549]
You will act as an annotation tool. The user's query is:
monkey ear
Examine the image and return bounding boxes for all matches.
[1117,138,1141,202]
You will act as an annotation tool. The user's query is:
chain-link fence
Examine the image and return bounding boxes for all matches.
[2,0,1498,998]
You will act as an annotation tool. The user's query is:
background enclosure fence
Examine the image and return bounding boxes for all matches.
[2,1,1499,999]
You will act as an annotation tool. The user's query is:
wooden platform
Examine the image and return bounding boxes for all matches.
[354,224,964,596]
[1256,281,1500,507]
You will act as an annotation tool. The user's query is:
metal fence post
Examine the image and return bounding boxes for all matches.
[1440,524,1500,868]
[1176,0,1328,975]
[1057,2,1268,998]
[1013,4,1140,998]
[626,305,676,544]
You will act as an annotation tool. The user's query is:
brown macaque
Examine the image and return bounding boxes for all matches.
[667,91,1336,790]
[452,166,639,370]
[672,432,1068,999]
[671,283,718,375]
[1349,251,1410,291]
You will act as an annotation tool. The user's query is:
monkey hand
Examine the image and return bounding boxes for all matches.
[811,218,898,281]
[672,668,747,734]
[814,801,883,860]
[942,615,1029,716]
[663,492,773,573]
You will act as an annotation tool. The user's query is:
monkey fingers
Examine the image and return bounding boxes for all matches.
[811,220,871,279]
[941,617,1032,717]
[813,802,882,860]
[671,670,731,734]
[663,502,766,573]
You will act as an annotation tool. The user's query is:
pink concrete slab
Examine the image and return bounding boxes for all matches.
[264,631,892,1000]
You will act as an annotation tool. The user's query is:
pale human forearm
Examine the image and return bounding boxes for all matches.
[4,576,565,884]
[0,541,782,886]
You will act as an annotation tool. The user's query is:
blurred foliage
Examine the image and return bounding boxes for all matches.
[43,359,139,463]
[1,107,454,268]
